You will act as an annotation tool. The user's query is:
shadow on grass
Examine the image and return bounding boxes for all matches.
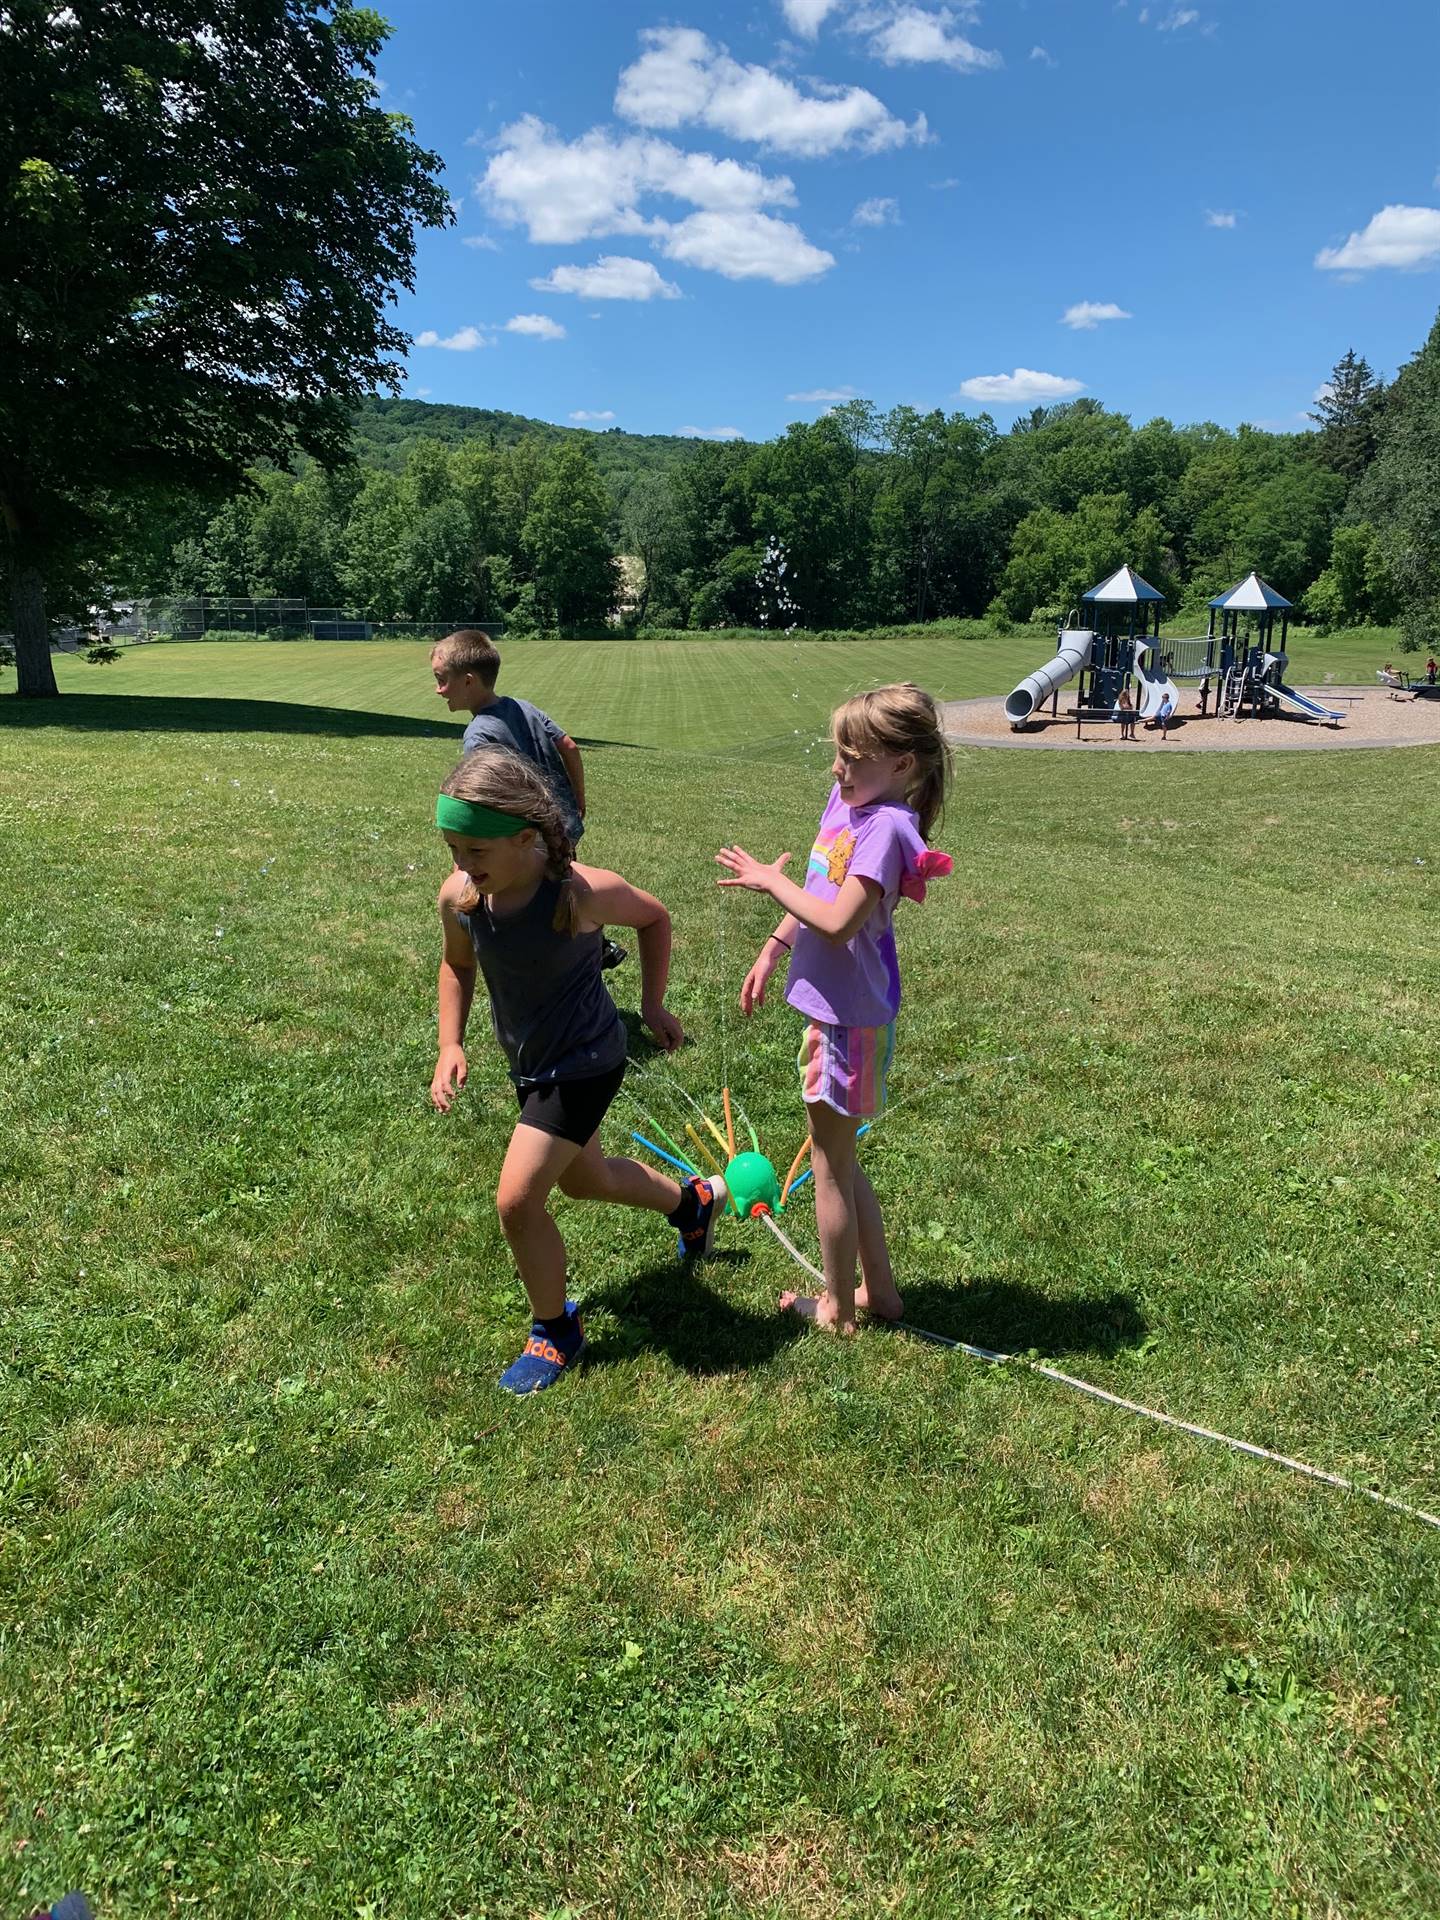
[0,692,647,748]
[585,1250,806,1375]
[897,1277,1147,1362]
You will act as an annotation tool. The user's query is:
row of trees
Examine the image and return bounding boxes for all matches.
[156,327,1439,642]
[169,439,618,633]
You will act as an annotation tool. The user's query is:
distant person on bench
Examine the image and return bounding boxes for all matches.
[1116,688,1137,740]
[1427,655,1437,685]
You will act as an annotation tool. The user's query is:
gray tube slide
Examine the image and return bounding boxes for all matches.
[1005,629,1094,726]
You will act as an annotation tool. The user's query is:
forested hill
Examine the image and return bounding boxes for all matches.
[134,314,1438,644]
[350,397,702,483]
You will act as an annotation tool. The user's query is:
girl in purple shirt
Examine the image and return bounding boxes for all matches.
[716,684,952,1334]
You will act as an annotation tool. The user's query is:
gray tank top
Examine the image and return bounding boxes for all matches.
[460,875,626,1084]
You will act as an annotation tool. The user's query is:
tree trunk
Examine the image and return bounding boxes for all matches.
[10,563,59,698]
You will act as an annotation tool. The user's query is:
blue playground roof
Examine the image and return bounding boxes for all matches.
[1209,571,1293,611]
[1082,564,1165,604]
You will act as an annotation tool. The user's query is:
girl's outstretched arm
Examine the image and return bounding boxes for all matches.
[573,864,684,1052]
[715,846,879,946]
[432,871,478,1111]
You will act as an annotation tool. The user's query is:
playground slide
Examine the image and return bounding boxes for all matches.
[1004,628,1093,726]
[1271,683,1343,725]
[1132,639,1181,722]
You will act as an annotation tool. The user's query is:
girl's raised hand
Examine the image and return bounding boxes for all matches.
[715,845,791,894]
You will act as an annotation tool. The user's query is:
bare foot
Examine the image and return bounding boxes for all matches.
[779,1290,857,1336]
[855,1279,904,1322]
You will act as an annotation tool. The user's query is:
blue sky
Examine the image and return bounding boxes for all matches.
[377,0,1440,440]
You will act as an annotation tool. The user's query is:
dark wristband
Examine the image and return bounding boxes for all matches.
[767,932,792,952]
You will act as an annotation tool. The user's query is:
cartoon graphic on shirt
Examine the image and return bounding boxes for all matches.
[825,828,856,886]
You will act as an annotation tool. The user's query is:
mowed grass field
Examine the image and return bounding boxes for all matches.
[3,638,1439,1918]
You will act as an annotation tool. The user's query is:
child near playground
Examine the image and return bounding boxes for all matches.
[431,628,623,967]
[715,683,953,1335]
[430,747,722,1393]
[1117,687,1137,740]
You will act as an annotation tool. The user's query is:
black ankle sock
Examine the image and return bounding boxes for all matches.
[539,1311,575,1341]
[667,1182,701,1231]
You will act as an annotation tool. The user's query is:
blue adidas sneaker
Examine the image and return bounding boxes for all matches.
[498,1302,586,1395]
[673,1175,727,1260]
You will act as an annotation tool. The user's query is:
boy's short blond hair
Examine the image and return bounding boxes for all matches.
[432,629,501,686]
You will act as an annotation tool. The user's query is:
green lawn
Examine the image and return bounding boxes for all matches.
[3,642,1438,1918]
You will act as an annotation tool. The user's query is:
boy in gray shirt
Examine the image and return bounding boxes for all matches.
[432,629,585,843]
[431,629,624,966]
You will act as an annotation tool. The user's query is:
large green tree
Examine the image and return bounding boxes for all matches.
[1,0,448,695]
[522,445,619,634]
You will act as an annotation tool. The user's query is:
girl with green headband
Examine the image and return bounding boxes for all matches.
[431,748,726,1394]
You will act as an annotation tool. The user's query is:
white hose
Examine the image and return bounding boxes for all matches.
[758,1213,1440,1534]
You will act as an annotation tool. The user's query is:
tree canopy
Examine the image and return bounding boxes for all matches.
[2,0,449,695]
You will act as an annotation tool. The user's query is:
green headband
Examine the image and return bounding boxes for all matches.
[435,793,532,839]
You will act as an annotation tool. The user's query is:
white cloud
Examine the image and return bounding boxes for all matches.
[1315,204,1440,272]
[780,0,846,34]
[957,368,1085,405]
[1156,6,1199,26]
[615,25,927,157]
[680,425,746,440]
[1205,209,1238,228]
[414,387,432,398]
[853,195,900,226]
[570,409,617,422]
[788,386,858,402]
[929,175,961,190]
[657,210,835,284]
[414,326,487,351]
[461,233,499,250]
[859,6,1002,73]
[532,256,682,301]
[1030,44,1056,65]
[505,313,566,340]
[479,114,796,245]
[1061,300,1133,330]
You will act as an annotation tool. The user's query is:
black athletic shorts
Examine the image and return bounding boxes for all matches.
[513,1062,626,1147]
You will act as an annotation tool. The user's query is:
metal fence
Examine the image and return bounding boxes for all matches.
[117,599,501,643]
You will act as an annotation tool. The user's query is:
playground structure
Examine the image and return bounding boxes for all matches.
[1004,566,1345,732]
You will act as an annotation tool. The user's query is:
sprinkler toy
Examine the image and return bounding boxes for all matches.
[630,1090,872,1221]
[722,1150,783,1219]
[629,1084,811,1220]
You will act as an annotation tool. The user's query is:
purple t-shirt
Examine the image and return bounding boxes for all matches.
[785,785,918,1028]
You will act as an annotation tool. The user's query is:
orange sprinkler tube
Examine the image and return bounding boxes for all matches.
[781,1137,811,1203]
[722,1087,737,1159]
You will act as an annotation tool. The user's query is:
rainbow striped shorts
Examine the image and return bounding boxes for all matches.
[797,1019,896,1120]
